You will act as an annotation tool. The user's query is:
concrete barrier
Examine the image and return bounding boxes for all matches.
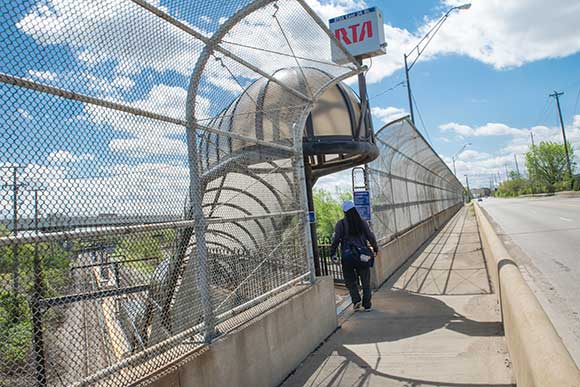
[370,203,462,288]
[474,203,580,387]
[148,276,337,387]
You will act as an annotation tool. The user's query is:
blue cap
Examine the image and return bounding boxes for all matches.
[342,200,355,212]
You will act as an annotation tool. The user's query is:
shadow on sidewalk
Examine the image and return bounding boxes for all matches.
[283,291,509,387]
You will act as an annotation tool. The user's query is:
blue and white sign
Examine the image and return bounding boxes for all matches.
[353,191,371,221]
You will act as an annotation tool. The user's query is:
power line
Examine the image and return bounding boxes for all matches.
[573,86,580,117]
[411,92,433,145]
[368,80,406,101]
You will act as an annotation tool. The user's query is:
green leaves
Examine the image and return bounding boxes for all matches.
[525,141,576,192]
[313,188,352,238]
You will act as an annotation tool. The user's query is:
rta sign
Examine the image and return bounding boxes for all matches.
[334,21,373,46]
[329,7,386,63]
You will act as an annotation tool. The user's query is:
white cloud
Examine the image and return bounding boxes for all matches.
[457,149,489,161]
[371,106,408,125]
[111,76,135,91]
[17,0,202,77]
[431,0,580,69]
[439,122,528,137]
[109,137,187,157]
[441,115,580,188]
[27,70,58,81]
[47,150,95,163]
[315,168,352,194]
[306,0,366,23]
[5,161,190,218]
[16,108,33,120]
[84,84,208,157]
[357,0,580,84]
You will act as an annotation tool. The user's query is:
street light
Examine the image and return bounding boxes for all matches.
[404,3,471,124]
[452,142,471,175]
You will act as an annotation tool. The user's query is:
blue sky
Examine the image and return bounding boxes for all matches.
[316,0,580,190]
[1,0,580,217]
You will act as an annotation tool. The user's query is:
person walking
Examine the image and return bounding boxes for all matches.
[330,200,379,312]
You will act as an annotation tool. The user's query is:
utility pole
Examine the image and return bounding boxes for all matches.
[1,165,26,293]
[530,130,535,147]
[404,54,415,124]
[514,154,520,176]
[549,91,573,181]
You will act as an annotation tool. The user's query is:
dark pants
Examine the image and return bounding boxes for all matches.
[341,260,371,309]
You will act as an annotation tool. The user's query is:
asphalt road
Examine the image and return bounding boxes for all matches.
[479,196,580,366]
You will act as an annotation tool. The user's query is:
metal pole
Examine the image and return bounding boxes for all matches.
[452,157,456,176]
[530,131,536,194]
[11,166,19,293]
[404,54,415,125]
[304,159,321,277]
[550,91,573,181]
[465,175,471,201]
[31,190,46,386]
[356,57,370,139]
[514,154,520,176]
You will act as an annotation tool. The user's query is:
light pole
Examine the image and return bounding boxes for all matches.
[404,3,471,124]
[465,174,471,202]
[452,142,471,175]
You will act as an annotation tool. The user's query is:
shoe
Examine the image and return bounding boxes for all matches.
[363,307,373,312]
[353,302,362,311]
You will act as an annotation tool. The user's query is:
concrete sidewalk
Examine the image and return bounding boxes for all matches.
[283,206,515,387]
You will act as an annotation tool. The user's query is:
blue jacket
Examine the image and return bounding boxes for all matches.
[329,218,379,257]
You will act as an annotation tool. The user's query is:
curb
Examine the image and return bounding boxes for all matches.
[474,203,580,387]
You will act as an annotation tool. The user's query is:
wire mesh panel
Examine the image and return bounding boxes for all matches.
[0,0,362,385]
[369,117,464,245]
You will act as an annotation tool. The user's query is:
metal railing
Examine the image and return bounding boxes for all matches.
[317,237,344,284]
[369,117,464,245]
[0,0,362,385]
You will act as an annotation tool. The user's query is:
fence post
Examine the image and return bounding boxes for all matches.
[31,238,46,386]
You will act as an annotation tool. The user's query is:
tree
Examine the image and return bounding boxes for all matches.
[313,188,351,238]
[496,177,531,197]
[525,141,576,192]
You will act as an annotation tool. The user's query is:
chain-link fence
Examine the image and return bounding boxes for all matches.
[369,117,464,245]
[0,0,362,385]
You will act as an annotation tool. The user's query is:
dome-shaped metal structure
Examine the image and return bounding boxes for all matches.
[202,67,378,181]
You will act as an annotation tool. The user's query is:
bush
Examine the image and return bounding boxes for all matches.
[496,177,531,197]
[0,292,32,371]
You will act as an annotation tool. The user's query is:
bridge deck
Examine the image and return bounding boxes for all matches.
[283,206,515,387]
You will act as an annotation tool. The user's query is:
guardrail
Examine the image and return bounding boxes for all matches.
[474,203,580,387]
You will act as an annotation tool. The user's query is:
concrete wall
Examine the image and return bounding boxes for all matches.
[475,203,580,387]
[371,203,462,289]
[149,276,337,387]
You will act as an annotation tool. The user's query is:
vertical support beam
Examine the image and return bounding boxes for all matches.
[12,166,19,293]
[356,57,370,139]
[31,190,46,387]
[404,54,415,125]
[295,104,317,284]
[190,130,215,343]
[304,159,321,277]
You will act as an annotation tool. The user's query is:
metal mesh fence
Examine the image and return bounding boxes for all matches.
[369,117,464,245]
[0,0,362,385]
